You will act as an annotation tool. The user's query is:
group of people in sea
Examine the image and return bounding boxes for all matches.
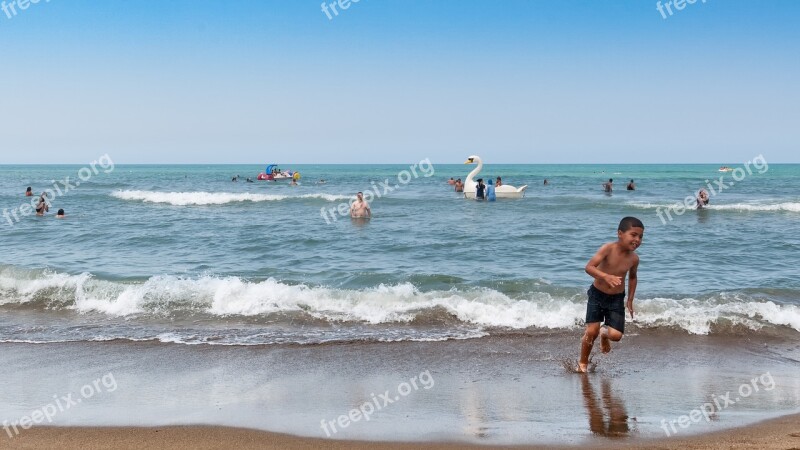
[24,186,65,218]
[449,175,711,209]
[232,174,300,185]
[602,178,709,209]
[448,176,511,200]
[602,178,637,192]
[448,177,464,192]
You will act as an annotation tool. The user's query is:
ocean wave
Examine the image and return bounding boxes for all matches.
[0,331,492,346]
[0,267,798,336]
[706,202,800,212]
[110,190,351,205]
[626,201,800,213]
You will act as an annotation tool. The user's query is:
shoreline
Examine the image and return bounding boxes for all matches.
[7,413,800,450]
[1,337,797,446]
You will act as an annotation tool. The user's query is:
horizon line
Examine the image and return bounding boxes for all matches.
[1,162,797,166]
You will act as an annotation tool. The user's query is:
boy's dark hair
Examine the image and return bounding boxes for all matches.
[609,178,613,183]
[618,216,644,231]
[57,209,65,215]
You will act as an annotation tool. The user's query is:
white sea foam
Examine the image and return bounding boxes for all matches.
[706,202,800,212]
[1,268,798,335]
[633,297,800,334]
[111,190,351,206]
[626,201,800,213]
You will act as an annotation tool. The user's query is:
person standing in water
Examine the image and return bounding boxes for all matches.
[25,187,33,197]
[486,179,496,201]
[35,192,49,216]
[454,179,463,193]
[696,189,710,209]
[626,180,635,191]
[475,179,486,200]
[603,179,613,193]
[578,217,643,373]
[350,192,371,218]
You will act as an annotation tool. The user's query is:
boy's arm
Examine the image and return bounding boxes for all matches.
[627,257,639,319]
[584,244,623,288]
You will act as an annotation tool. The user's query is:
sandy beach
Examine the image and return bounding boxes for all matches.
[1,334,797,448]
[7,413,800,450]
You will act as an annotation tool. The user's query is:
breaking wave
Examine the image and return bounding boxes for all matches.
[111,190,351,206]
[1,267,798,339]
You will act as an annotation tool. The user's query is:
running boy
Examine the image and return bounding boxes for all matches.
[578,216,644,373]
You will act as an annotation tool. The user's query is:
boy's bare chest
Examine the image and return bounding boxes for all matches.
[604,252,635,273]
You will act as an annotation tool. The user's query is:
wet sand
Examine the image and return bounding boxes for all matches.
[1,333,798,446]
[7,414,800,450]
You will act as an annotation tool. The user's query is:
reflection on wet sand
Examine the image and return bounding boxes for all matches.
[459,382,489,438]
[581,375,632,438]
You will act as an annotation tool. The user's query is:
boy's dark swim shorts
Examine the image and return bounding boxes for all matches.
[585,285,626,333]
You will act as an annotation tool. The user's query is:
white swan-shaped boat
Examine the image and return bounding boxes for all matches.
[463,155,527,199]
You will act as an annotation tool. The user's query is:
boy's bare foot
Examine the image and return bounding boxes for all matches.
[577,362,588,373]
[600,327,611,354]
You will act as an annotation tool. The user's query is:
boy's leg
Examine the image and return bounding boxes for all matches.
[599,326,623,353]
[581,286,604,372]
[579,322,601,372]
[600,327,611,353]
[601,302,626,353]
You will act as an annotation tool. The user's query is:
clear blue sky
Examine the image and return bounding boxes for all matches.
[1,0,798,164]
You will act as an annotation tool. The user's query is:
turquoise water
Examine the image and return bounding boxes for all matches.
[0,162,798,345]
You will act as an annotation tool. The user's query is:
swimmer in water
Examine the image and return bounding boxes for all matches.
[350,192,371,218]
[35,193,49,216]
[696,189,710,209]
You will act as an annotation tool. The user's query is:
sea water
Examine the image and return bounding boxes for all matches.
[0,162,798,346]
